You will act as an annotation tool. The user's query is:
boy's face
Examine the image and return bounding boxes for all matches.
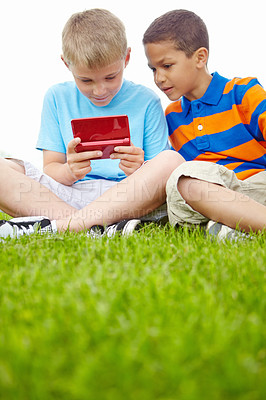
[144,41,203,102]
[67,49,130,107]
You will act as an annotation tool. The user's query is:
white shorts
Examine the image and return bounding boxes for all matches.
[166,161,266,227]
[22,160,117,209]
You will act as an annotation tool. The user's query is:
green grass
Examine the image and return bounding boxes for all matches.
[0,213,265,400]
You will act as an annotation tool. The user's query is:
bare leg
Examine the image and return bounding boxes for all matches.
[56,150,185,232]
[5,159,26,174]
[0,158,74,219]
[178,177,266,232]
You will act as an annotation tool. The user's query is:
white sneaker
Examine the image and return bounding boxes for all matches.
[206,220,251,242]
[0,216,57,240]
[88,219,142,238]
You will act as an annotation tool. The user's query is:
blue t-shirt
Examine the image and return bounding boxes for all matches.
[37,79,169,182]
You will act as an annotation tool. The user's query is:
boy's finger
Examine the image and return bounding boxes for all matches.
[75,150,103,159]
[83,150,103,159]
[72,166,92,180]
[110,153,138,161]
[72,159,92,169]
[119,159,134,168]
[113,145,141,154]
[68,137,81,152]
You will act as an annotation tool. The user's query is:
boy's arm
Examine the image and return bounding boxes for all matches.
[257,97,266,141]
[43,150,75,186]
[240,78,266,141]
[43,138,102,186]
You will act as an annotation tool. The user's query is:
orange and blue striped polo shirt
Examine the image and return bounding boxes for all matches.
[165,72,266,180]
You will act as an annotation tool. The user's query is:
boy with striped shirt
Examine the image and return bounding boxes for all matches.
[143,9,266,238]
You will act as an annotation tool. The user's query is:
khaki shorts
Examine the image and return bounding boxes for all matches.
[166,161,266,227]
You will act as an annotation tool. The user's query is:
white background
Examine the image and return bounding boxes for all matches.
[1,0,265,166]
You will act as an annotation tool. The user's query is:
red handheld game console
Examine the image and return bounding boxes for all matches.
[71,115,131,159]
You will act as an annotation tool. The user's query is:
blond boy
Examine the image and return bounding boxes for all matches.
[0,9,170,236]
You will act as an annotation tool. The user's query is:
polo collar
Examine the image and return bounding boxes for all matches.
[181,72,230,115]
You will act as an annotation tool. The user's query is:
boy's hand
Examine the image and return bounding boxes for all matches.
[110,143,144,176]
[66,138,102,181]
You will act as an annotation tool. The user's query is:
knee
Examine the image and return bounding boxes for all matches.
[0,158,25,174]
[166,172,203,203]
[157,150,185,171]
[177,176,204,203]
[0,158,10,173]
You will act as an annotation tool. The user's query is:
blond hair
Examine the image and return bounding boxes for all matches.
[62,9,127,68]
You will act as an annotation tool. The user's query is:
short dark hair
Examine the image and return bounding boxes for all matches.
[143,9,209,57]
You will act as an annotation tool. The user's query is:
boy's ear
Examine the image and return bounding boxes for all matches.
[195,47,209,68]
[124,47,131,68]
[61,55,70,70]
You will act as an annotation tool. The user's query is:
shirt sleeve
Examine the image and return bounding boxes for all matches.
[142,96,170,161]
[36,87,66,153]
[239,78,266,142]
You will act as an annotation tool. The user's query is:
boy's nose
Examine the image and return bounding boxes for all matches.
[93,83,107,96]
[154,70,166,85]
